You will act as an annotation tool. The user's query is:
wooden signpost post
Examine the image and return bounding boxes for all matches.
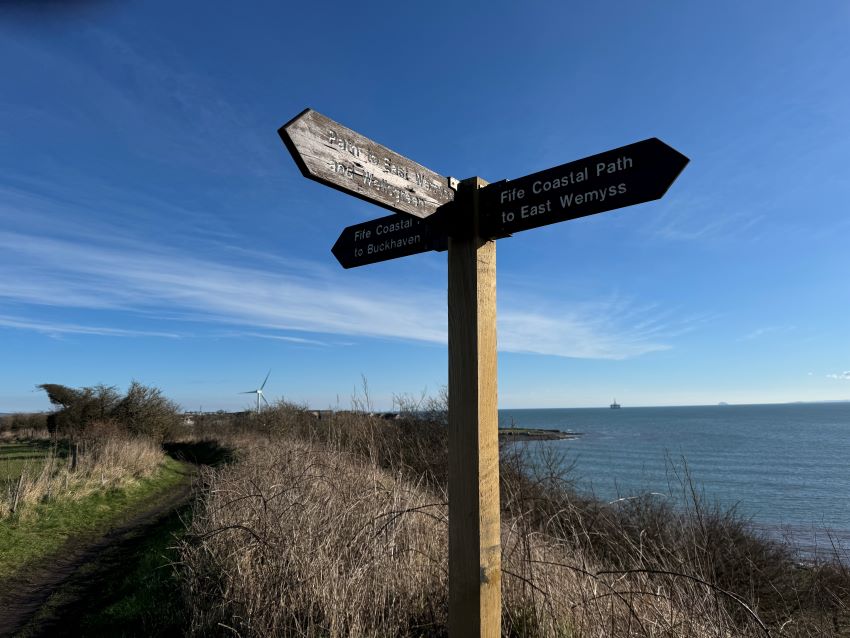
[278,108,689,637]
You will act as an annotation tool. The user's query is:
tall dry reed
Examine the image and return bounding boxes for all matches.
[181,437,448,636]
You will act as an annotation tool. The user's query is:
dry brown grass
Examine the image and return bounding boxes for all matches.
[180,437,446,636]
[177,406,850,637]
[179,434,775,637]
[1,429,165,519]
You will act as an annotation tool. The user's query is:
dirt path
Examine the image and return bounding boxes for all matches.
[0,464,196,638]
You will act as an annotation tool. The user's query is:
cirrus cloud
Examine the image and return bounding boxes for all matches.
[827,371,850,380]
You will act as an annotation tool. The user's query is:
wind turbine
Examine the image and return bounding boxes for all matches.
[240,370,271,414]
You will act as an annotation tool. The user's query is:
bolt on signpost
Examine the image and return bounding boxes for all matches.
[278,108,689,637]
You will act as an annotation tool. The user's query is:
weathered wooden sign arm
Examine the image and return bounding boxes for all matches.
[279,108,455,219]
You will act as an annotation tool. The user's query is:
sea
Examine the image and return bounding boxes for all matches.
[499,402,850,558]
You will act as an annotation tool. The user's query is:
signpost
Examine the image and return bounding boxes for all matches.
[279,109,455,218]
[278,108,689,637]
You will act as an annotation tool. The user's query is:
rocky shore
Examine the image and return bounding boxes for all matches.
[498,427,581,442]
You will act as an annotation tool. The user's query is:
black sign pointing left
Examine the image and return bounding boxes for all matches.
[332,213,447,269]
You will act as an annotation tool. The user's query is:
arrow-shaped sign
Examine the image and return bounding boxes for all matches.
[331,212,447,269]
[279,109,455,219]
[480,138,688,238]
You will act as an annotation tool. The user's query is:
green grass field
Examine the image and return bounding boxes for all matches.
[0,456,188,580]
[15,499,191,637]
[0,441,63,481]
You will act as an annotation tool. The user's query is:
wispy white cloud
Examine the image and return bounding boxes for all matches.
[0,224,693,359]
[499,292,708,359]
[0,27,703,361]
[827,371,850,380]
[738,325,795,341]
[500,311,670,359]
[11,35,713,354]
[643,193,766,243]
[217,331,331,347]
[0,315,180,339]
[0,228,449,343]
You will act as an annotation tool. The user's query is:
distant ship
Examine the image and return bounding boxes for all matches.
[610,399,621,409]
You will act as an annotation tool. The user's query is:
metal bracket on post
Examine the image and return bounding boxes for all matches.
[429,177,469,250]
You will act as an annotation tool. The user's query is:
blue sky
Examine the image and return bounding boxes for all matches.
[1,1,848,412]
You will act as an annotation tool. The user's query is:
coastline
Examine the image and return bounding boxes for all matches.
[498,427,581,442]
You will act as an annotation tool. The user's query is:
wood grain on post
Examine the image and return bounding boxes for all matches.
[448,176,501,637]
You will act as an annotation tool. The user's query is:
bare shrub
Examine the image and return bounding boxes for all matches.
[37,380,180,442]
[112,381,181,442]
[0,412,49,438]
